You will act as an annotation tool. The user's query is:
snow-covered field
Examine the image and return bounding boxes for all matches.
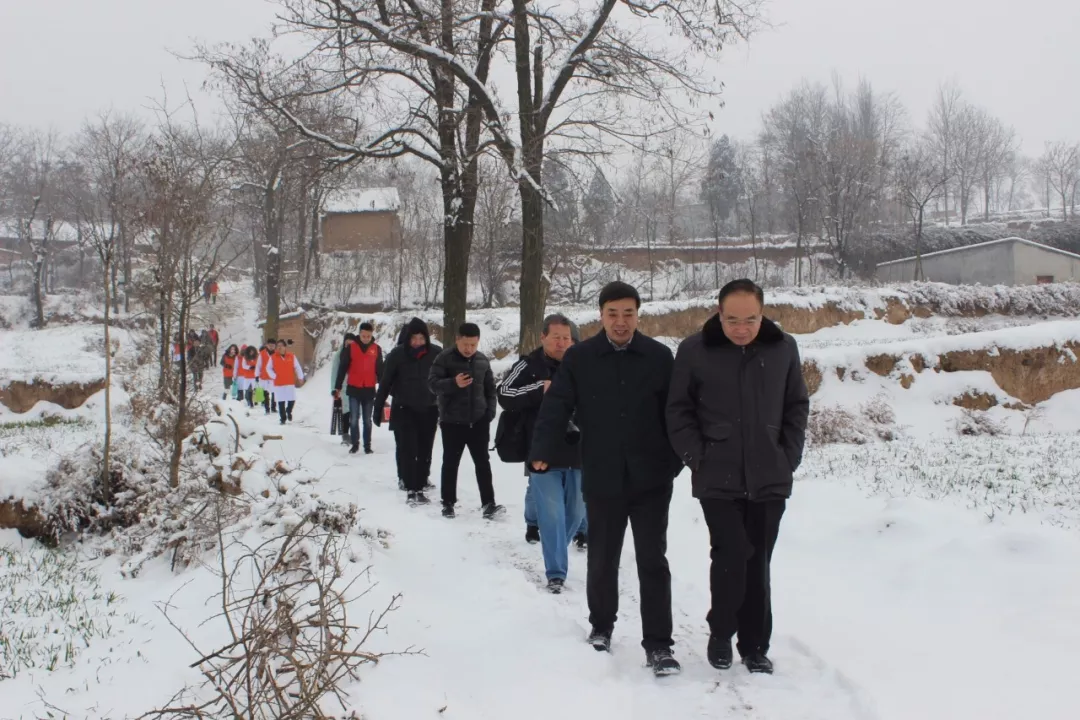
[2,281,1079,718]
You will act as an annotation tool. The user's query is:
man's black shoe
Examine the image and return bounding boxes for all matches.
[646,648,682,676]
[586,628,611,652]
[525,525,540,544]
[707,635,733,669]
[742,652,773,674]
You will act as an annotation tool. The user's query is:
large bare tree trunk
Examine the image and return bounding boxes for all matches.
[518,158,545,352]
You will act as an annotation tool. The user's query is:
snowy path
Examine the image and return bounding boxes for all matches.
[247,370,1080,720]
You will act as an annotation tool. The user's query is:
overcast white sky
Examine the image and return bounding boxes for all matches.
[1,0,1076,155]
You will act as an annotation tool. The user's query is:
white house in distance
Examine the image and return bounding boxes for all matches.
[876,237,1080,285]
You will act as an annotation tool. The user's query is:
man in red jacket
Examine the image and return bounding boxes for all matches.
[333,322,384,454]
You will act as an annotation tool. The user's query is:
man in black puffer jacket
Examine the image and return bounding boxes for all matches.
[666,279,809,676]
[374,317,441,505]
[428,322,502,519]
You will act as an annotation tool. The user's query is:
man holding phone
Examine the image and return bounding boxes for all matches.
[429,323,503,519]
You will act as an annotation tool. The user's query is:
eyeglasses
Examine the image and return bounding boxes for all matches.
[721,317,761,327]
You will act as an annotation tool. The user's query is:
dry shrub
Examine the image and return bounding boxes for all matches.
[861,394,898,440]
[954,409,1006,437]
[808,406,869,445]
[899,373,915,389]
[141,515,413,720]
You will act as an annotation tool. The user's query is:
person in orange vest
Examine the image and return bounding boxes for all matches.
[267,340,305,425]
[210,280,219,304]
[236,345,259,407]
[333,322,384,455]
[220,344,239,400]
[254,339,278,414]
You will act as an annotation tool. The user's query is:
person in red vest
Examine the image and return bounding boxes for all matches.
[208,324,220,354]
[255,339,278,414]
[220,344,239,400]
[236,345,259,407]
[333,322,384,454]
[210,280,220,304]
[267,340,305,425]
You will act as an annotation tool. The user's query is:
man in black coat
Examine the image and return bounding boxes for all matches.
[429,322,503,519]
[374,318,441,505]
[666,279,810,675]
[530,281,683,676]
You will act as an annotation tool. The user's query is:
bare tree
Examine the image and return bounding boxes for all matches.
[895,138,950,280]
[1038,141,1080,221]
[927,81,963,226]
[67,113,146,502]
[976,116,1017,221]
[9,129,61,327]
[472,162,518,308]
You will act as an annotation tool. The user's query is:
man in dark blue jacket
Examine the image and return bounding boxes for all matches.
[530,282,683,676]
[498,314,585,594]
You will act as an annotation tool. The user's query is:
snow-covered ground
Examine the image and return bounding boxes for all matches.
[2,282,1080,718]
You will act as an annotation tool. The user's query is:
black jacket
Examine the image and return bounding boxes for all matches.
[374,319,441,412]
[497,347,581,474]
[428,347,496,425]
[334,340,385,400]
[666,315,810,502]
[530,330,682,500]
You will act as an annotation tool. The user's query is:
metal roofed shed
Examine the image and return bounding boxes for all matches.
[876,237,1080,286]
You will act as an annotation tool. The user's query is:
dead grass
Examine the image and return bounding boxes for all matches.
[0,379,108,413]
[953,391,999,411]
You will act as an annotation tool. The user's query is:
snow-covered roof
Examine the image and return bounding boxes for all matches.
[322,188,401,215]
[877,237,1080,267]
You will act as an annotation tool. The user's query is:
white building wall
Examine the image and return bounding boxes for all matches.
[1011,242,1080,284]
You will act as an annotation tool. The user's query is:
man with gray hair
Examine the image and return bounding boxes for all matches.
[497,313,586,594]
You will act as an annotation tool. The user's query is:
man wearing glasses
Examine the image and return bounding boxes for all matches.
[666,279,809,675]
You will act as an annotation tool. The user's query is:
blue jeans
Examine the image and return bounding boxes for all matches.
[349,395,374,449]
[526,480,587,536]
[530,469,586,580]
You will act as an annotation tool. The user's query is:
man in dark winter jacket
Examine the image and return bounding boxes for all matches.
[498,314,585,594]
[374,318,441,505]
[666,279,809,676]
[334,322,384,454]
[530,281,683,676]
[429,322,503,519]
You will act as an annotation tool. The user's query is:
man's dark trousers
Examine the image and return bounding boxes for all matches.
[440,421,494,506]
[700,498,785,657]
[586,482,673,652]
[348,394,375,449]
[393,406,439,491]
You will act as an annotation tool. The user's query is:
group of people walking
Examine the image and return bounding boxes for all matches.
[219,337,305,425]
[173,325,219,391]
[526,279,809,677]
[329,278,810,680]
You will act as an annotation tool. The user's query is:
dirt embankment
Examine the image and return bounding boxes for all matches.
[0,379,107,413]
[0,500,46,538]
[806,342,1080,405]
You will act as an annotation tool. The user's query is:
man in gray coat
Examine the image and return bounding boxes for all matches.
[666,279,809,675]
